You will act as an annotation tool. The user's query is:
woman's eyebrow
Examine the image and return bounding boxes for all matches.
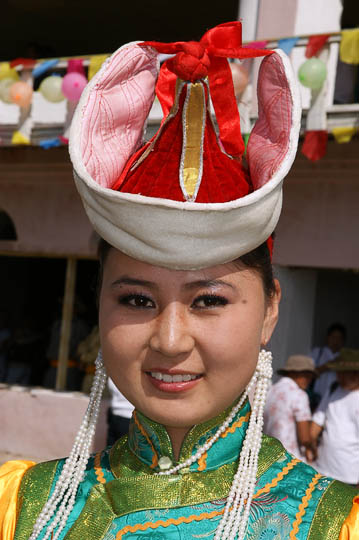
[111,277,158,289]
[183,279,236,291]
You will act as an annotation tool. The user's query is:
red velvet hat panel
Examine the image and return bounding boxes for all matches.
[114,83,251,203]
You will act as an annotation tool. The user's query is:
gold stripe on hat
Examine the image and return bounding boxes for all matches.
[180,82,206,201]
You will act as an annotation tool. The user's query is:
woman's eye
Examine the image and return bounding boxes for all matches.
[192,295,228,309]
[119,294,155,309]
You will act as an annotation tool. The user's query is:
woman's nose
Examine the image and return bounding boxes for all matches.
[149,303,195,357]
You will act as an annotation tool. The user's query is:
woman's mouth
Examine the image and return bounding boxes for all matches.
[145,371,202,392]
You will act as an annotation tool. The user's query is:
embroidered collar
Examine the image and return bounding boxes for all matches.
[127,399,251,473]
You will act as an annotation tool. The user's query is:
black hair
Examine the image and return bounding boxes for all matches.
[327,323,347,339]
[97,237,276,300]
[234,242,276,300]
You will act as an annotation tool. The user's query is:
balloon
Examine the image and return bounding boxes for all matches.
[61,72,87,102]
[0,78,16,103]
[9,81,33,107]
[230,63,249,99]
[39,75,65,103]
[298,58,327,90]
[0,64,19,82]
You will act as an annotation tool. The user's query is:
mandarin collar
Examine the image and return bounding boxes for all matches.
[127,399,251,473]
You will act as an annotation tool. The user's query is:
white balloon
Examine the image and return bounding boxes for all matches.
[40,76,65,103]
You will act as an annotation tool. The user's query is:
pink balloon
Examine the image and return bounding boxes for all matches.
[61,72,87,102]
[9,81,33,108]
[230,63,249,99]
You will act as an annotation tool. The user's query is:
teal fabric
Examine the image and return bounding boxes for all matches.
[15,401,357,540]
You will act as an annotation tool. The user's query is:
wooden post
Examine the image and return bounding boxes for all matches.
[56,258,77,391]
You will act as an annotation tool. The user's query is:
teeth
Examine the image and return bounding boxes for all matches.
[150,372,199,383]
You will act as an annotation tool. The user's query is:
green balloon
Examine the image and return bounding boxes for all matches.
[298,58,327,90]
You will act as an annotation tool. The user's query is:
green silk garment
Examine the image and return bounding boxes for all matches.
[7,400,359,540]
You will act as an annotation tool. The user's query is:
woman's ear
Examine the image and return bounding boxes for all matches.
[261,279,281,346]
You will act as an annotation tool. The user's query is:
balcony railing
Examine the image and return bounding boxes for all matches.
[0,31,357,146]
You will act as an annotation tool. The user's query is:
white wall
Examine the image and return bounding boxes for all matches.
[269,266,317,379]
[238,0,261,41]
[294,0,342,34]
[255,0,343,109]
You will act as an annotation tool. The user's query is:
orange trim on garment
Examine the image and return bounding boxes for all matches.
[197,412,251,472]
[220,412,251,439]
[252,457,300,499]
[289,473,322,540]
[133,411,159,469]
[94,451,106,484]
[115,456,301,540]
[115,508,225,539]
[197,452,208,472]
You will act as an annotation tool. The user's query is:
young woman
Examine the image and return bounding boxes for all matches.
[0,21,358,540]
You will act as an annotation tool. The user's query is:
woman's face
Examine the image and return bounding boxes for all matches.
[99,249,280,430]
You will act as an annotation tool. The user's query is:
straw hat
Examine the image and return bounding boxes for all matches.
[277,355,316,375]
[326,348,359,372]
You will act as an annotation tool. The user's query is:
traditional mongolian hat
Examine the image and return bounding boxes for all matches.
[70,21,301,269]
[326,348,359,371]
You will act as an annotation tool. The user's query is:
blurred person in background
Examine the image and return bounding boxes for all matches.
[43,298,89,391]
[77,325,100,394]
[264,355,317,462]
[0,311,11,382]
[310,323,346,408]
[5,319,42,386]
[311,349,359,487]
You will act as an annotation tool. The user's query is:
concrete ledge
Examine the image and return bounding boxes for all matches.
[0,384,109,462]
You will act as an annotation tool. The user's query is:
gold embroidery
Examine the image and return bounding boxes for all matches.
[181,82,206,200]
[289,473,322,539]
[14,461,58,540]
[93,452,106,484]
[133,410,159,469]
[307,480,358,540]
[114,457,300,540]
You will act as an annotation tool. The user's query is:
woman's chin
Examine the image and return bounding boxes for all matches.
[137,400,228,430]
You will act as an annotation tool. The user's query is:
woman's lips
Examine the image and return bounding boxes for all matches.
[145,371,202,393]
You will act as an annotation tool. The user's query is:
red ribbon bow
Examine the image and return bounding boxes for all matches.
[142,21,272,158]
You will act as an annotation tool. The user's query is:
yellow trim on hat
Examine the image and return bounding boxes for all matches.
[181,82,206,201]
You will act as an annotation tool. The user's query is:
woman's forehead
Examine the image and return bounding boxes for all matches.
[104,248,254,286]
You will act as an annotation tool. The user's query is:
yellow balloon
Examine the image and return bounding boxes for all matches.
[0,78,15,103]
[0,63,19,82]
